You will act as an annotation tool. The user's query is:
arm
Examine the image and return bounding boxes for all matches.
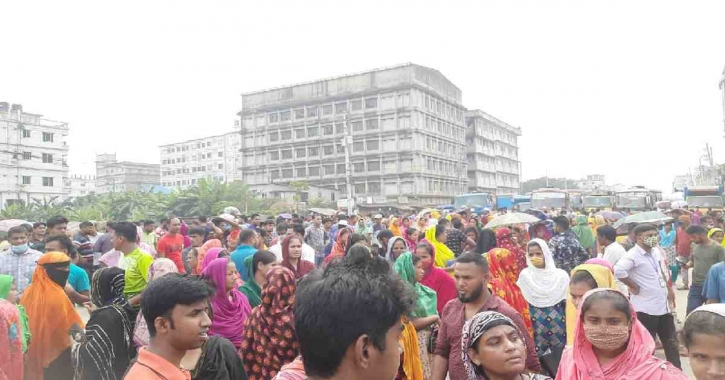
[411,315,440,330]
[704,265,721,304]
[432,309,451,380]
[156,238,167,258]
[431,356,449,380]
[128,293,143,306]
[65,285,90,304]
[614,257,640,294]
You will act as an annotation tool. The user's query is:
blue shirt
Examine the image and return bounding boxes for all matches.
[230,245,257,281]
[68,263,90,293]
[703,262,725,303]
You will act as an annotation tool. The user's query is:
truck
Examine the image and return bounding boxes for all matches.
[453,193,497,214]
[497,195,514,210]
[531,188,570,210]
[513,195,531,211]
[683,185,724,211]
[614,186,662,211]
[582,191,615,211]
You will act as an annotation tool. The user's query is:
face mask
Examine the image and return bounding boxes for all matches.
[530,256,544,267]
[45,267,70,288]
[11,244,28,254]
[642,236,658,247]
[584,324,629,351]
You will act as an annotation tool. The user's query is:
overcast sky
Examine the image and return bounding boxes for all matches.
[2,1,725,193]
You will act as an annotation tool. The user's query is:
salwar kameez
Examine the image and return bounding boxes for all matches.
[416,327,435,380]
[529,301,567,355]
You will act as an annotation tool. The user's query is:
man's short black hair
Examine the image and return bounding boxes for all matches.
[321,218,331,224]
[45,235,77,258]
[276,223,289,235]
[295,256,415,378]
[596,225,617,243]
[633,223,658,237]
[250,213,260,219]
[452,218,463,229]
[457,251,489,272]
[188,227,206,237]
[33,222,46,229]
[141,274,214,337]
[143,220,155,226]
[553,216,570,231]
[79,221,94,229]
[438,218,450,228]
[113,222,138,242]
[252,250,277,276]
[292,223,305,237]
[686,225,708,235]
[7,226,27,237]
[263,219,275,226]
[198,216,208,223]
[239,228,257,244]
[46,216,69,229]
[377,229,394,241]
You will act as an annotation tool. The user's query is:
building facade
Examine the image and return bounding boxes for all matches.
[95,153,160,193]
[720,66,725,133]
[465,110,521,195]
[65,174,96,197]
[237,64,469,206]
[575,174,606,191]
[0,103,69,207]
[159,131,241,189]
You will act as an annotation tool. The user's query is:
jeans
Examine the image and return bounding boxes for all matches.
[636,312,681,369]
[687,285,705,315]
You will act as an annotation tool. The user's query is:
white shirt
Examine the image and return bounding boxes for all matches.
[601,242,629,296]
[269,242,315,264]
[614,244,670,316]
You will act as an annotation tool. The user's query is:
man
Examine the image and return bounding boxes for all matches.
[115,221,154,306]
[305,215,327,267]
[548,215,590,274]
[231,229,259,281]
[28,222,46,252]
[432,252,540,380]
[293,254,415,380]
[703,261,725,304]
[376,230,394,258]
[183,227,206,274]
[269,224,315,264]
[675,215,693,289]
[0,225,43,294]
[73,221,96,273]
[94,222,116,258]
[269,222,289,247]
[261,219,276,247]
[125,274,217,380]
[371,214,383,241]
[249,213,262,229]
[596,225,629,295]
[157,218,186,273]
[443,218,475,257]
[614,223,681,369]
[46,215,69,238]
[142,220,158,248]
[347,215,358,233]
[685,225,725,314]
[45,234,91,304]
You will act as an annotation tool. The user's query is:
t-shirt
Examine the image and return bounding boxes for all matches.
[691,243,725,287]
[123,248,154,297]
[157,234,186,273]
[703,262,725,303]
[68,263,90,293]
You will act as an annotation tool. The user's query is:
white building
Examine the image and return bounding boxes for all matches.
[720,66,725,133]
[576,174,607,191]
[465,110,521,195]
[66,174,96,197]
[0,103,69,207]
[159,131,241,189]
[95,153,160,194]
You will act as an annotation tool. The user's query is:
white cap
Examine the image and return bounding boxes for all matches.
[219,213,235,222]
[374,214,383,219]
[338,220,349,226]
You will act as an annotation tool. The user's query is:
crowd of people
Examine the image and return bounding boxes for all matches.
[0,207,724,380]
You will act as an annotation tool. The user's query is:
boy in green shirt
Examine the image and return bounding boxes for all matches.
[113,222,154,306]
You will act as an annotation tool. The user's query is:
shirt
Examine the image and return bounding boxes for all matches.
[675,227,692,257]
[93,233,114,256]
[703,262,725,303]
[141,231,158,248]
[68,263,90,293]
[434,295,541,380]
[0,247,43,294]
[123,248,154,297]
[548,230,589,275]
[600,242,629,296]
[304,225,326,256]
[690,242,725,287]
[157,234,186,273]
[445,229,466,257]
[614,244,670,316]
[124,347,191,380]
[73,232,94,258]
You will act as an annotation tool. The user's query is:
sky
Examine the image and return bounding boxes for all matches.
[2,1,725,194]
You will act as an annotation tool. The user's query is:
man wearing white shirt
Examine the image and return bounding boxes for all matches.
[596,225,629,296]
[269,223,315,264]
[614,223,680,369]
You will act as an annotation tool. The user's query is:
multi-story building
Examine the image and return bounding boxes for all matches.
[95,153,160,194]
[465,110,521,195]
[237,64,469,206]
[159,131,241,189]
[576,174,607,191]
[0,103,69,207]
[65,174,96,197]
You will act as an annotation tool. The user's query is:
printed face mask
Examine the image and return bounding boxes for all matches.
[642,236,658,247]
[584,324,629,351]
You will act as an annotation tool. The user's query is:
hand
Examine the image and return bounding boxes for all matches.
[667,289,675,303]
[629,284,640,295]
[83,302,97,314]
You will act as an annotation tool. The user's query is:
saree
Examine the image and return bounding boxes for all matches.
[281,235,315,279]
[495,228,526,276]
[202,258,251,348]
[196,239,222,274]
[238,255,262,308]
[323,228,351,265]
[0,274,29,352]
[485,248,534,338]
[390,217,403,237]
[393,252,438,318]
[400,317,423,380]
[425,226,454,268]
[0,299,23,380]
[565,263,617,345]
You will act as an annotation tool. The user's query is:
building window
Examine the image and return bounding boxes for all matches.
[365,97,377,109]
[42,177,54,187]
[271,170,280,180]
[295,109,305,119]
[282,168,293,178]
[309,166,320,176]
[350,120,362,132]
[324,164,335,175]
[42,132,54,142]
[323,145,334,156]
[22,152,31,160]
[368,182,381,194]
[295,129,305,139]
[335,102,347,114]
[323,124,333,135]
[281,130,292,140]
[270,151,279,160]
[337,163,346,174]
[336,143,344,154]
[218,152,223,157]
[282,149,292,159]
[296,167,306,177]
[42,153,53,163]
[218,164,223,169]
[22,129,31,138]
[336,123,346,134]
[307,126,318,137]
[351,99,362,111]
[353,162,365,173]
[22,176,30,185]
[307,107,318,117]
[367,140,379,150]
[280,111,291,122]
[354,183,366,194]
[366,119,379,130]
[296,148,306,158]
[368,161,380,172]
[308,147,319,157]
[269,113,278,123]
[322,105,333,115]
[353,141,364,152]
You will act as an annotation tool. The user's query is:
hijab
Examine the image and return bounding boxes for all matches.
[517,239,570,308]
[476,228,497,254]
[202,258,251,348]
[417,242,457,316]
[572,215,595,250]
[461,311,527,380]
[485,248,534,337]
[393,252,438,318]
[196,239,222,273]
[20,252,84,380]
[281,235,315,279]
[386,236,408,264]
[495,228,526,275]
[324,228,351,264]
[565,263,618,346]
[424,226,454,268]
[558,288,687,380]
[389,217,403,237]
[201,247,224,272]
[239,255,262,308]
[0,298,23,380]
[0,274,29,353]
[133,259,179,348]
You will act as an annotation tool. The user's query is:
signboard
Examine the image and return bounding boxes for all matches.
[373,196,387,204]
[397,196,409,204]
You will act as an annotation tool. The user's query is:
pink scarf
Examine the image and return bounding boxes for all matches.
[418,240,457,316]
[201,258,251,348]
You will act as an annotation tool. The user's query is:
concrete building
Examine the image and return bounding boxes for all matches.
[720,66,725,133]
[0,103,69,207]
[465,110,521,195]
[575,174,607,191]
[237,64,469,206]
[159,131,241,189]
[95,153,160,193]
[672,175,691,192]
[65,174,96,197]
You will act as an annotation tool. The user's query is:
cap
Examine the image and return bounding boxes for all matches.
[338,220,349,226]
[219,213,235,223]
[374,214,383,219]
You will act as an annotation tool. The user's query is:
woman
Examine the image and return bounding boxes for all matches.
[557,289,687,380]
[133,258,178,347]
[196,239,222,274]
[227,228,241,251]
[485,247,534,338]
[201,257,251,349]
[495,228,526,276]
[20,252,84,380]
[683,304,725,380]
[709,227,724,244]
[393,252,438,380]
[415,242,457,316]
[404,227,420,252]
[465,227,479,245]
[74,267,135,380]
[182,335,248,380]
[240,267,299,380]
[387,236,410,263]
[239,250,278,309]
[424,225,454,268]
[462,311,551,380]
[659,222,678,283]
[0,298,23,380]
[516,239,569,356]
[324,227,351,265]
[572,215,595,255]
[0,275,30,352]
[476,228,497,255]
[390,217,403,237]
[565,263,617,345]
[281,235,315,279]
[345,233,368,256]
[200,247,227,272]
[417,216,429,231]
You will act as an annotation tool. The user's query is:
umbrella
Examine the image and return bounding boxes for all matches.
[484,212,542,229]
[596,211,625,221]
[308,207,337,216]
[671,200,688,209]
[0,219,31,232]
[417,208,440,219]
[613,211,673,229]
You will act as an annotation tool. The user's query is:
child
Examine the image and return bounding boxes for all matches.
[682,304,725,380]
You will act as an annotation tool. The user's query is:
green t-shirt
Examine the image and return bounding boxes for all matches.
[123,248,153,297]
[692,243,725,286]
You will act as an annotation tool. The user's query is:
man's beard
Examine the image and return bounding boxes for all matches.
[458,284,483,303]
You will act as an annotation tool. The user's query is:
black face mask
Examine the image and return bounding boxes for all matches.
[44,264,70,288]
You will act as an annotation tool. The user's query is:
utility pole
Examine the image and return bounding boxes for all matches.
[342,113,353,215]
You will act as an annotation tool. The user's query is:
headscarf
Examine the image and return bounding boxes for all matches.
[484,248,533,337]
[424,226,454,268]
[572,215,595,250]
[517,239,569,308]
[75,267,135,380]
[461,311,526,380]
[476,228,497,254]
[281,235,315,279]
[417,242,457,316]
[584,258,614,272]
[495,228,526,275]
[324,228,350,265]
[393,252,437,318]
[202,258,251,348]
[238,255,262,308]
[708,227,724,242]
[389,217,403,237]
[240,267,299,380]
[196,239,222,273]
[201,247,224,272]
[133,259,179,348]
[558,288,687,380]
[20,252,84,380]
[565,263,618,345]
[386,236,409,264]
[0,274,29,352]
[403,228,418,253]
[0,299,23,380]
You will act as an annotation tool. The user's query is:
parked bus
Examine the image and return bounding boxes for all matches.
[453,193,497,213]
[684,185,724,212]
[531,188,570,210]
[614,187,662,211]
[582,191,615,211]
[568,190,583,209]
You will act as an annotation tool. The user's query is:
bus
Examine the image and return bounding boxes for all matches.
[453,193,497,213]
[684,186,724,211]
[568,190,583,209]
[582,191,615,211]
[614,187,662,211]
[531,188,570,210]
